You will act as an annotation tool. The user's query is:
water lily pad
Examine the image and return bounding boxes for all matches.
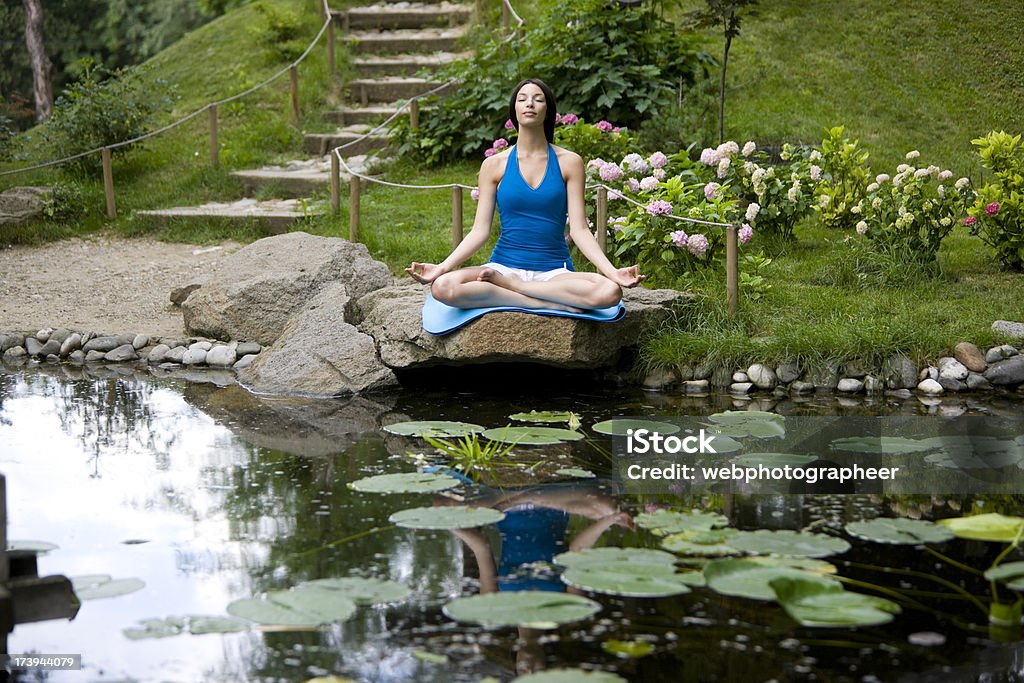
[705,558,838,601]
[228,588,356,627]
[7,540,58,554]
[561,565,693,598]
[482,426,585,445]
[983,561,1024,590]
[389,506,505,530]
[383,421,484,437]
[661,529,741,557]
[510,410,575,423]
[555,467,596,478]
[770,576,901,627]
[602,639,655,658]
[554,547,678,568]
[729,529,850,558]
[845,518,954,545]
[921,436,1024,469]
[707,411,785,438]
[349,472,460,494]
[303,577,411,605]
[444,591,601,629]
[733,453,818,468]
[636,509,729,536]
[591,419,680,436]
[123,615,249,639]
[938,513,1024,542]
[830,436,930,454]
[512,669,627,683]
[71,575,145,600]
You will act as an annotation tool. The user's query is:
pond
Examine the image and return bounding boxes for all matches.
[2,362,1024,682]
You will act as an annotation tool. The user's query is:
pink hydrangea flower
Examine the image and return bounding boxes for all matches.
[587,158,605,171]
[671,229,688,247]
[700,148,718,165]
[704,182,721,200]
[608,189,624,201]
[626,177,640,193]
[622,153,648,174]
[484,148,497,157]
[653,168,666,181]
[596,120,614,133]
[599,162,623,182]
[471,188,480,201]
[986,201,1000,216]
[492,138,509,149]
[611,216,628,232]
[963,215,978,226]
[739,223,753,244]
[560,113,579,125]
[649,151,668,169]
[504,119,515,130]
[687,233,710,256]
[612,127,621,134]
[639,176,660,191]
[646,200,673,216]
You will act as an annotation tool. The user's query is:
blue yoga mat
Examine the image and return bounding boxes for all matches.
[422,292,626,335]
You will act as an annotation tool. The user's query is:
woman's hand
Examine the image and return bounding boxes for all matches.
[609,265,645,288]
[406,262,447,284]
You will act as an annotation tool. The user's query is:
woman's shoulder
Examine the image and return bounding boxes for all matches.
[480,148,512,179]
[552,145,584,174]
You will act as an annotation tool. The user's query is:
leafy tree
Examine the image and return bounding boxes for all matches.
[688,0,758,144]
[22,0,53,120]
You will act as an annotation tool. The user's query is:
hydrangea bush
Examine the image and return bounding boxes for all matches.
[965,131,1024,271]
[813,126,872,232]
[485,114,636,167]
[855,151,973,262]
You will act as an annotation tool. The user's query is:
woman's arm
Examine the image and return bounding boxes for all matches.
[562,151,644,288]
[406,154,504,283]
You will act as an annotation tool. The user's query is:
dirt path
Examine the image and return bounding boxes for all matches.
[0,236,242,339]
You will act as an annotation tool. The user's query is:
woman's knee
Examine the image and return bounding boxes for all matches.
[431,274,457,304]
[589,279,622,308]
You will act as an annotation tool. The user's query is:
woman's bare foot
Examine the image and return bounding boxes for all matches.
[476,268,582,313]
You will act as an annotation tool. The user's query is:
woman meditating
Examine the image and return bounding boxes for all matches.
[406,78,643,312]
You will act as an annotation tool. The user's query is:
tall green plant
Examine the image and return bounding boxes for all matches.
[813,126,871,232]
[966,131,1024,271]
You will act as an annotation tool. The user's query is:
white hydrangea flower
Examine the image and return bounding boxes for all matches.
[717,157,731,178]
[850,204,862,214]
[872,197,882,210]
[876,173,890,184]
[927,165,941,178]
[809,149,822,162]
[742,141,757,157]
[922,200,933,211]
[653,168,666,180]
[787,186,799,203]
[938,170,953,181]
[955,177,970,190]
[937,184,945,198]
[906,150,920,159]
[897,164,911,174]
[819,194,830,208]
[809,165,822,182]
[940,216,951,227]
[745,202,761,221]
[856,221,868,235]
[914,168,931,178]
[866,182,879,193]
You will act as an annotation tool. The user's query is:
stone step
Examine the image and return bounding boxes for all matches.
[231,154,379,197]
[353,51,468,77]
[304,130,390,156]
[347,77,450,104]
[348,27,465,54]
[136,199,325,234]
[326,105,407,126]
[337,2,472,30]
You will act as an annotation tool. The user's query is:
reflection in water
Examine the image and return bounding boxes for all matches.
[2,366,1024,681]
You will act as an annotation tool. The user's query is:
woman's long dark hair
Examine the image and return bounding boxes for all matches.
[508,78,557,143]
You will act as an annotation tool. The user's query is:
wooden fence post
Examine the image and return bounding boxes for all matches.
[501,0,510,32]
[452,185,464,248]
[290,66,301,125]
[596,186,608,253]
[208,105,219,169]
[101,148,116,219]
[330,152,340,214]
[726,224,739,316]
[409,98,419,130]
[349,176,360,242]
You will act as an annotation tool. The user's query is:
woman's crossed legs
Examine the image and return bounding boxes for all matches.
[431,263,622,312]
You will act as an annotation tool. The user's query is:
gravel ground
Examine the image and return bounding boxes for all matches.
[0,236,241,338]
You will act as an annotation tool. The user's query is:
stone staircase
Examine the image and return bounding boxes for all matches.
[139,1,472,231]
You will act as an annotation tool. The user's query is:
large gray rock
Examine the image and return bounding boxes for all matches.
[239,284,397,397]
[181,232,392,345]
[993,320,1024,340]
[356,284,691,369]
[881,354,918,390]
[0,186,50,226]
[984,356,1024,386]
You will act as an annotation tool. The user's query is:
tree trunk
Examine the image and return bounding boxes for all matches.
[23,0,53,121]
[718,31,731,145]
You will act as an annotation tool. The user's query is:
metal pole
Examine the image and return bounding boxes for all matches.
[452,185,464,248]
[290,66,301,125]
[101,148,116,219]
[330,152,340,214]
[349,177,360,242]
[208,105,219,169]
[726,224,739,316]
[596,186,608,254]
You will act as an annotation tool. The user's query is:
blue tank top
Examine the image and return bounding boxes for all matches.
[489,144,575,271]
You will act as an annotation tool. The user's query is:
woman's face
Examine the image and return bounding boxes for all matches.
[514,83,547,130]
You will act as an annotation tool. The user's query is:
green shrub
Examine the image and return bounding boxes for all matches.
[813,126,871,231]
[966,131,1024,271]
[42,182,86,223]
[251,1,305,62]
[390,0,709,166]
[40,59,175,173]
